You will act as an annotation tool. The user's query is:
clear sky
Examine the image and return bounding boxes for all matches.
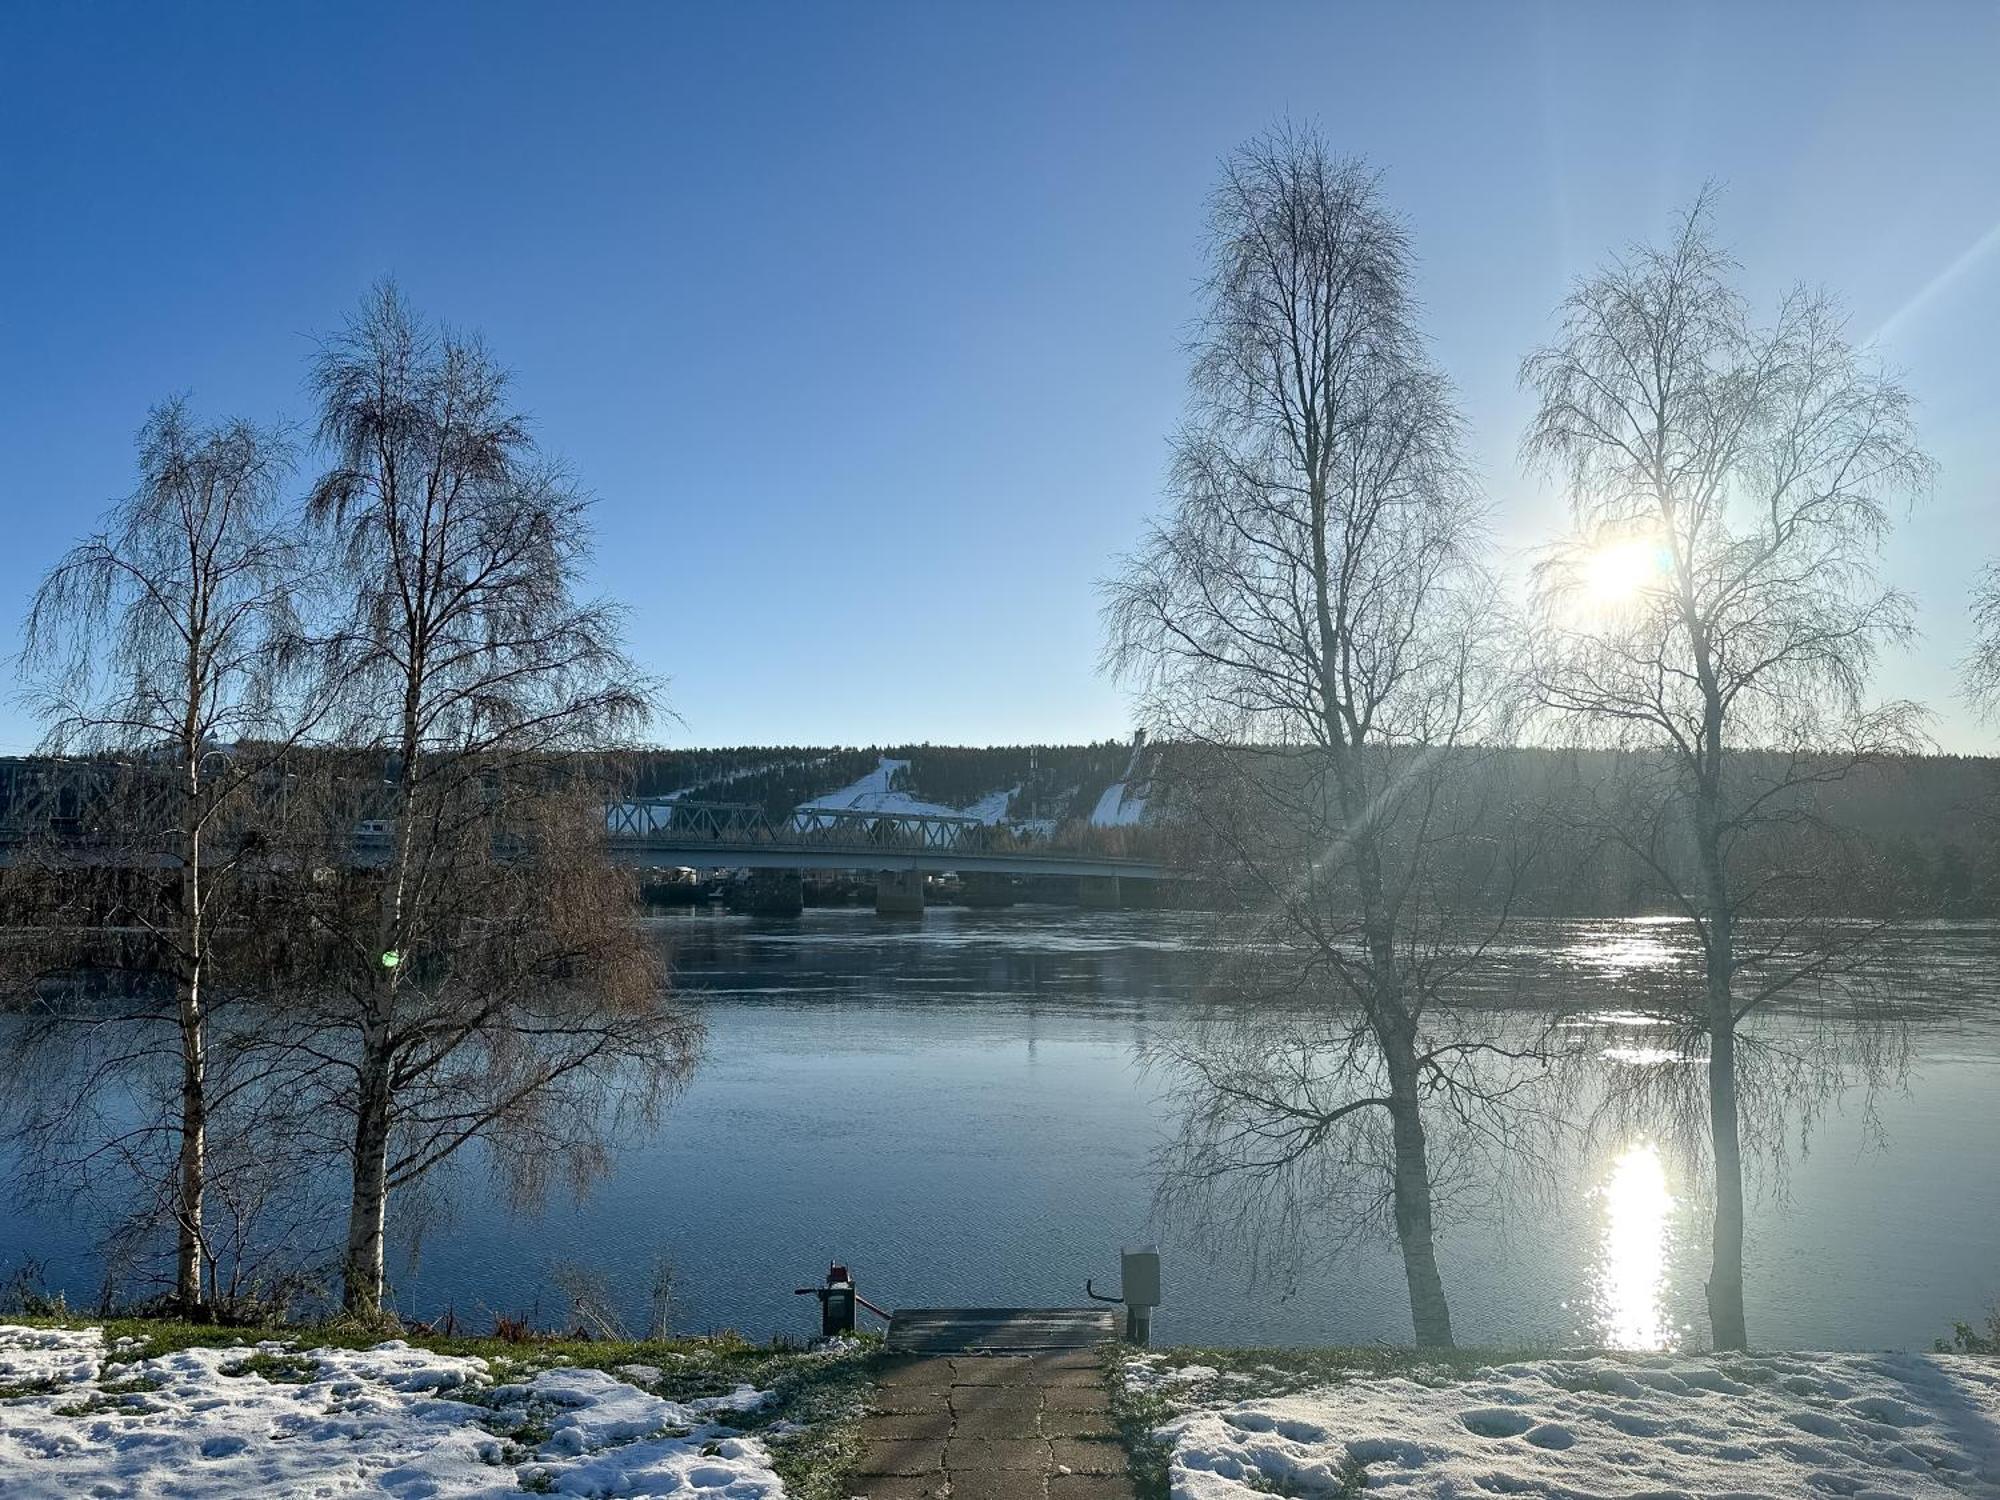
[2,1,1995,752]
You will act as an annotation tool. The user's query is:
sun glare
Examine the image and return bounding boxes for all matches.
[1581,537,1669,608]
[1593,1141,1677,1351]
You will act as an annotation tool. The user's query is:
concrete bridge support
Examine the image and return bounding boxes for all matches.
[875,868,926,916]
[743,868,804,918]
[1078,875,1123,909]
[960,872,1018,908]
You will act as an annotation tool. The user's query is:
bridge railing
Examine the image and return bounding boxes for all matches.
[606,799,1008,856]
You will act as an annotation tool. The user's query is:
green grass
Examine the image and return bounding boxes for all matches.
[4,1312,881,1497]
[1936,1307,2000,1355]
[51,1390,171,1418]
[742,1338,878,1500]
[219,1351,322,1384]
[0,1374,67,1402]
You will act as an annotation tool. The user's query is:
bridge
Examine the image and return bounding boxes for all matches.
[604,801,1160,914]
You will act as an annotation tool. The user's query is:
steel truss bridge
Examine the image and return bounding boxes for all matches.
[603,801,1160,880]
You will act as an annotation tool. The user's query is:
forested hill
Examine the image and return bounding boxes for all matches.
[605,743,1999,915]
[4,742,1987,913]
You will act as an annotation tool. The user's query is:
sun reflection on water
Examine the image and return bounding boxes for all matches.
[1592,1142,1678,1351]
[1601,1044,1683,1066]
[1563,931,1679,970]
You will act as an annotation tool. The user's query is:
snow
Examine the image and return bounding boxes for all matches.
[1143,1350,2000,1498]
[961,785,1019,825]
[1088,779,1148,827]
[1089,737,1152,827]
[796,757,958,819]
[0,1326,785,1499]
[794,756,1014,825]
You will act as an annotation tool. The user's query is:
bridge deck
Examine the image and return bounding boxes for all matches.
[605,840,1160,879]
[884,1306,1119,1352]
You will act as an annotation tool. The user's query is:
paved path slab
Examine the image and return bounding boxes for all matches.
[854,1351,1135,1500]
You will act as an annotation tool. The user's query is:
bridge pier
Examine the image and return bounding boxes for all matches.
[743,868,804,918]
[875,868,926,916]
[1078,874,1123,909]
[960,872,1017,908]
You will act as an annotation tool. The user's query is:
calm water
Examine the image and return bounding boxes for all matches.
[10,909,1998,1350]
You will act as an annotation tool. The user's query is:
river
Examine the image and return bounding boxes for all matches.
[7,908,1996,1351]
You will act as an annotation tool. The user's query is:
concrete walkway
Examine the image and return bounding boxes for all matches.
[856,1350,1135,1499]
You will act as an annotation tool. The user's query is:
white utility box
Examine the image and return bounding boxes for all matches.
[1121,1246,1161,1309]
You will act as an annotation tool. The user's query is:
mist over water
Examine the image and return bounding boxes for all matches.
[9,909,1996,1350]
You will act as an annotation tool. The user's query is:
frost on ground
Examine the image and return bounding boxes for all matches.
[1133,1350,2000,1498]
[0,1324,783,1498]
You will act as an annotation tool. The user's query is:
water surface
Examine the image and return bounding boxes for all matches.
[10,908,1996,1351]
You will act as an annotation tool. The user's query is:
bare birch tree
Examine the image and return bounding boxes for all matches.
[297,284,697,1318]
[1967,563,2000,725]
[14,401,300,1309]
[1520,193,1934,1350]
[1104,130,1538,1348]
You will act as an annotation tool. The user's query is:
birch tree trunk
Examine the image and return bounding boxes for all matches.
[339,676,422,1318]
[1385,1031,1454,1347]
[172,962,207,1307]
[1698,783,1749,1350]
[1705,1001,1748,1350]
[341,1020,395,1318]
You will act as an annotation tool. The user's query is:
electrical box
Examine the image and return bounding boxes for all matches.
[1121,1246,1161,1309]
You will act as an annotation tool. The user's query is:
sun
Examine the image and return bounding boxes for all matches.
[1582,536,1669,608]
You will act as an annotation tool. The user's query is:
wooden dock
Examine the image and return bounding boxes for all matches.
[884,1305,1119,1353]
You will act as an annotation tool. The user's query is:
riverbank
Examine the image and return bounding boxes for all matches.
[9,1316,1999,1497]
[0,1315,878,1499]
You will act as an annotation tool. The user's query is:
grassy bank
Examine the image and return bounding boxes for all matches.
[2,1313,881,1500]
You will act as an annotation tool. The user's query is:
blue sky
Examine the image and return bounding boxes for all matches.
[2,1,1995,752]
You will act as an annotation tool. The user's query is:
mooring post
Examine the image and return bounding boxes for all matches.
[795,1262,856,1336]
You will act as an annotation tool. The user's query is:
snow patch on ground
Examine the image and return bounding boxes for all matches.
[1146,1350,2000,1498]
[1126,1361,1224,1390]
[0,1326,784,1499]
